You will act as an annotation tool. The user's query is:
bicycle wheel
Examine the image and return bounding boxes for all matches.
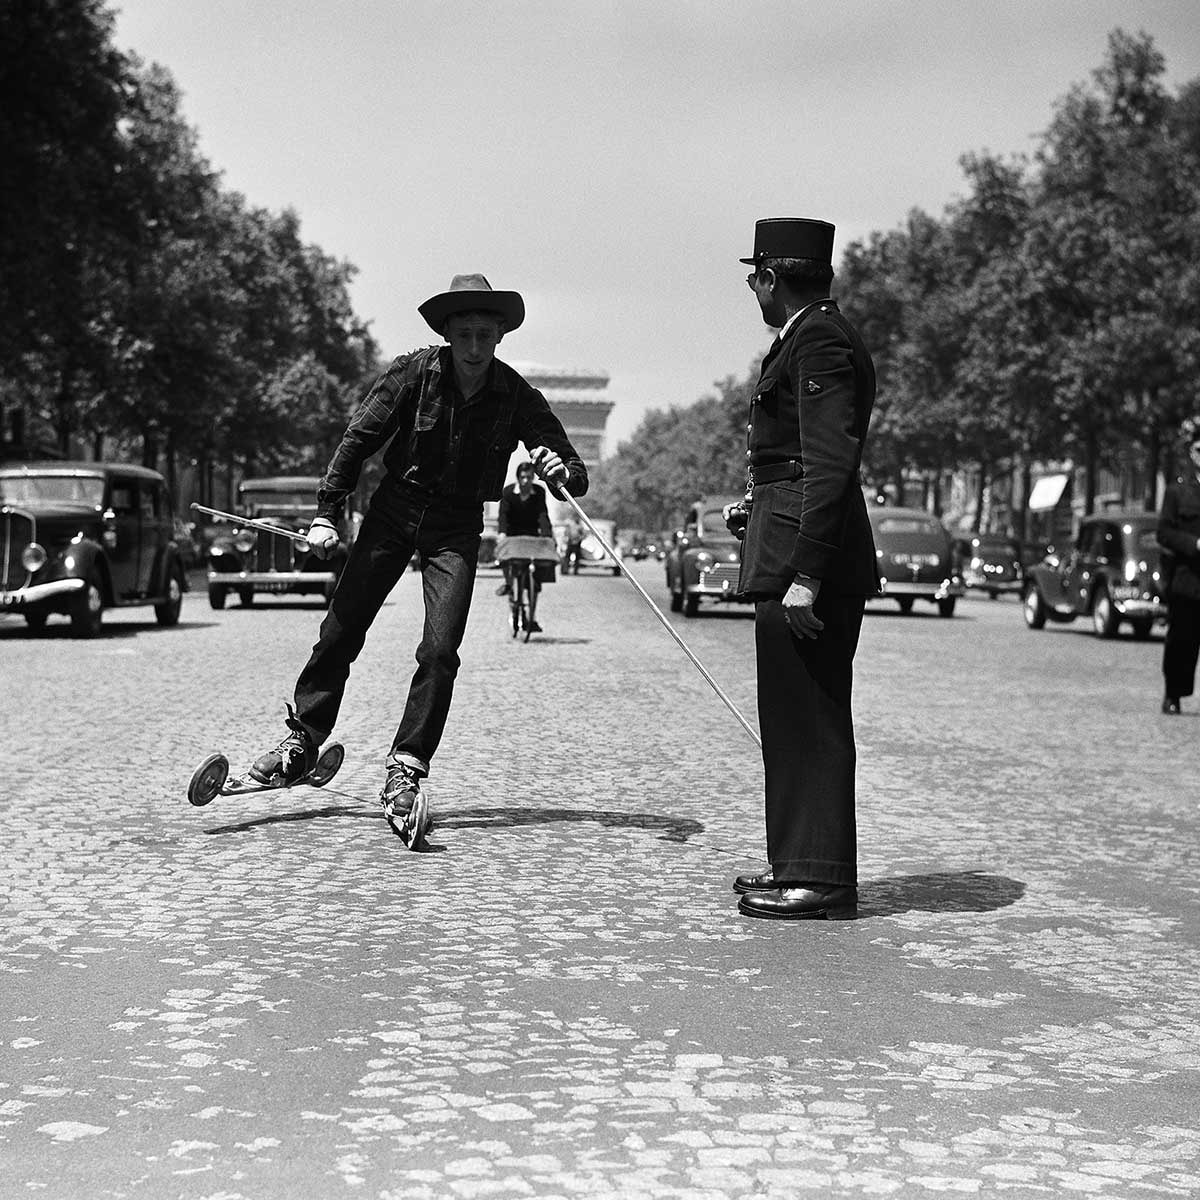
[524,563,538,641]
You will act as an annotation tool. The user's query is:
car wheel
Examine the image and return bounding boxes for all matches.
[1022,584,1047,630]
[155,568,184,626]
[988,589,998,600]
[1130,618,1153,640]
[70,569,104,638]
[683,590,700,618]
[1091,585,1119,638]
[897,597,914,614]
[238,588,255,607]
[208,583,228,610]
[937,597,957,618]
[24,610,48,633]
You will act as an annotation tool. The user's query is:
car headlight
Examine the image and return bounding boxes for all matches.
[1124,559,1138,583]
[694,551,714,565]
[22,542,47,572]
[234,531,256,553]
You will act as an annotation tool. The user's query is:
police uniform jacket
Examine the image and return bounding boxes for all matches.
[738,300,879,599]
[1157,472,1200,600]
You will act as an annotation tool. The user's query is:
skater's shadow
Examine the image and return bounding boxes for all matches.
[202,801,703,845]
[856,871,1025,918]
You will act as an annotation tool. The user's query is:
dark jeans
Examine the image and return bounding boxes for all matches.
[293,482,481,773]
[1163,593,1200,699]
[755,590,866,887]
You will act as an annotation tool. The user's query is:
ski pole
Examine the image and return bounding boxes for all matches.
[190,502,311,547]
[548,479,761,751]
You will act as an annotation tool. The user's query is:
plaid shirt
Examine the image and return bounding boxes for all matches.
[316,346,588,520]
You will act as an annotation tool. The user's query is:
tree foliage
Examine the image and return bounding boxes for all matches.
[0,1,378,499]
[594,29,1200,530]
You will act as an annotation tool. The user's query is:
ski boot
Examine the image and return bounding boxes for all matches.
[248,704,318,785]
[380,757,432,850]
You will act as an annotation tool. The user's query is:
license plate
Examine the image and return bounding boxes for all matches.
[892,553,939,566]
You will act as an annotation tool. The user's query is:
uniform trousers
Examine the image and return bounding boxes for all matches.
[1163,593,1200,699]
[755,589,866,887]
[293,481,481,774]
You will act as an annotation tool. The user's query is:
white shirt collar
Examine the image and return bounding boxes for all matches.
[774,297,833,342]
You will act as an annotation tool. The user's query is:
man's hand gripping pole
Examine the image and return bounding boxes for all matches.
[540,472,762,751]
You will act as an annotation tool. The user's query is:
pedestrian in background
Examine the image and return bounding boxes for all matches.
[247,274,587,842]
[1157,415,1200,715]
[727,217,879,920]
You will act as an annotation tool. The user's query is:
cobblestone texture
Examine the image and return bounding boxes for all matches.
[3,563,1198,1198]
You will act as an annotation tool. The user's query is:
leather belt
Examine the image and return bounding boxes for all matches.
[749,459,803,484]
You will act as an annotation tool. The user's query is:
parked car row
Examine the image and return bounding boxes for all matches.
[2,462,1172,645]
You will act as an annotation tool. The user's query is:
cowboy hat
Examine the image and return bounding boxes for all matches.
[418,273,525,335]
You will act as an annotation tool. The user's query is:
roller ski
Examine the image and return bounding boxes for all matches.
[187,706,345,807]
[380,758,432,850]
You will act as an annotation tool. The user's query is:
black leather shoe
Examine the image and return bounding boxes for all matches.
[737,884,858,920]
[495,583,511,597]
[1162,696,1181,714]
[733,867,776,894]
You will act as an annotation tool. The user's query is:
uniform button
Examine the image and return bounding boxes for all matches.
[746,424,752,432]
[820,305,828,311]
[746,450,752,459]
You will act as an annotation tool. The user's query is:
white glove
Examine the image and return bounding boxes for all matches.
[306,517,339,559]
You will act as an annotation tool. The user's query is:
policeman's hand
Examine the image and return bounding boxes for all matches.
[782,575,823,639]
[529,446,570,495]
[306,517,339,559]
[723,501,749,541]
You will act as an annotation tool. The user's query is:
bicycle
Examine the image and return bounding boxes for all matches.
[497,535,558,642]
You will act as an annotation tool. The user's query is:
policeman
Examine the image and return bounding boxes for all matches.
[727,217,879,920]
[1157,415,1200,714]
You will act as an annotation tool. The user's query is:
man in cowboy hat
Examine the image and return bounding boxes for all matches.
[246,274,588,846]
[727,218,879,920]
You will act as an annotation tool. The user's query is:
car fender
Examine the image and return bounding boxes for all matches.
[66,541,114,605]
[151,545,186,594]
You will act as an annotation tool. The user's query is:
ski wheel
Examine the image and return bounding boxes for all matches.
[188,753,229,807]
[309,742,345,787]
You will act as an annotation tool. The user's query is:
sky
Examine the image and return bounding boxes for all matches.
[110,0,1200,451]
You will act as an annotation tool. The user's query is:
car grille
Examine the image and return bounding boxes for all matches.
[700,562,740,588]
[254,533,298,572]
[2,509,33,590]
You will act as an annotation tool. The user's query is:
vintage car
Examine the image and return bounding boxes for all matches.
[0,461,187,637]
[952,532,1025,598]
[665,495,750,618]
[572,517,622,575]
[869,506,964,617]
[1022,511,1166,639]
[206,475,351,608]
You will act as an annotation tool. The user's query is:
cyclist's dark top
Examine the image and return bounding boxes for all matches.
[498,482,551,537]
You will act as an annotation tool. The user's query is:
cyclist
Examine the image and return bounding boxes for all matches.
[496,461,553,631]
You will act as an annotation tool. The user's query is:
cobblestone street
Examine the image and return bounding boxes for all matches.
[3,561,1199,1198]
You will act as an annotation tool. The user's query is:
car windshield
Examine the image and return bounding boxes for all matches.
[975,537,1021,556]
[702,509,737,538]
[240,489,315,513]
[0,473,106,508]
[876,516,943,536]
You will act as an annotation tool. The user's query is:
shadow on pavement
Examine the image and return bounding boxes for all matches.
[858,870,1025,918]
[202,802,704,844]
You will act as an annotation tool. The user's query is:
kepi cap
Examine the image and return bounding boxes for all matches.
[740,218,835,265]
